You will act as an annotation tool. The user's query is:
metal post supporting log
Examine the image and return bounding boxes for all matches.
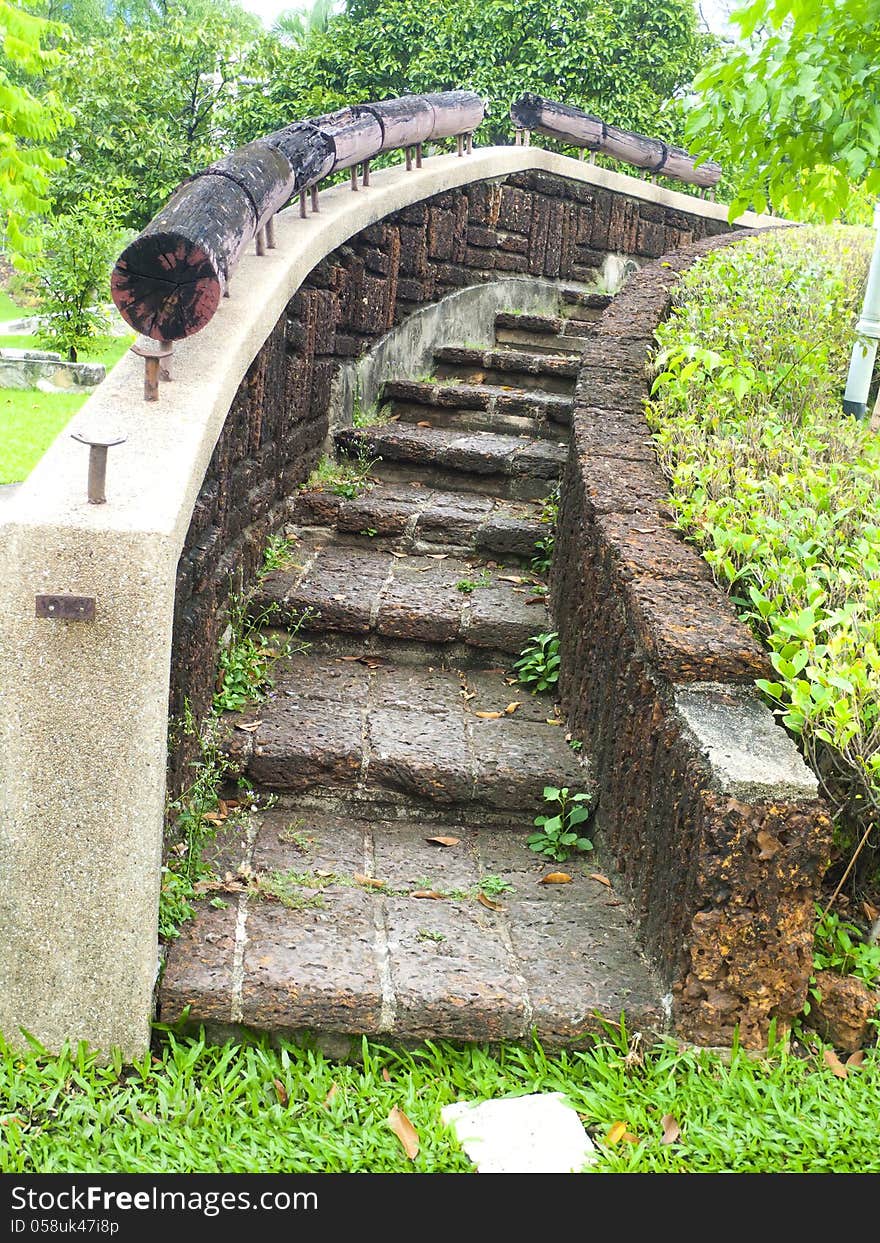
[311,185,319,212]
[266,216,276,248]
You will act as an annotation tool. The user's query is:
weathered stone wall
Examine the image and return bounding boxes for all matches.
[169,170,737,789]
[552,233,832,1047]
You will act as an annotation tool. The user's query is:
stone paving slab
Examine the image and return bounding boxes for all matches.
[255,540,551,652]
[226,655,587,814]
[160,815,667,1044]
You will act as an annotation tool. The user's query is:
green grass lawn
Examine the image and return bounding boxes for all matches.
[0,332,133,484]
[1,1029,877,1174]
[0,290,26,321]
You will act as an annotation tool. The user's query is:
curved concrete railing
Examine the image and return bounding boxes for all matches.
[0,144,778,1057]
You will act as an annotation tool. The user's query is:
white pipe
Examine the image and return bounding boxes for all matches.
[843,199,880,418]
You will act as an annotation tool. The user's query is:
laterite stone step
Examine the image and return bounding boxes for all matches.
[381,379,572,439]
[291,481,547,560]
[253,538,552,655]
[431,346,579,394]
[559,288,613,317]
[224,656,587,819]
[160,812,667,1046]
[336,425,567,500]
[493,312,597,355]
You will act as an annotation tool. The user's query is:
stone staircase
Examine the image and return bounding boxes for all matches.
[160,287,667,1047]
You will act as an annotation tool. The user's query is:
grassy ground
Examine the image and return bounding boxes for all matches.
[1,1029,877,1174]
[0,332,133,484]
[0,289,24,321]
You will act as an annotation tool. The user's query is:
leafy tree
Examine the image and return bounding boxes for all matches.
[48,8,260,229]
[273,0,339,48]
[685,0,880,221]
[32,192,128,359]
[0,1,66,254]
[229,0,711,149]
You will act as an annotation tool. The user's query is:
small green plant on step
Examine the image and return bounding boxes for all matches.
[162,706,251,940]
[214,596,309,715]
[456,570,492,594]
[352,397,391,428]
[514,631,561,692]
[531,487,559,574]
[304,451,379,500]
[528,785,594,863]
[477,874,515,897]
[262,532,298,572]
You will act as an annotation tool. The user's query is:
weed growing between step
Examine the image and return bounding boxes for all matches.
[531,485,559,574]
[529,786,594,863]
[514,631,561,692]
[162,708,256,939]
[455,570,493,593]
[304,447,379,499]
[162,550,313,940]
[351,396,392,428]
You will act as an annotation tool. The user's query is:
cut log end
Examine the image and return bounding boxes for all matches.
[111,232,223,341]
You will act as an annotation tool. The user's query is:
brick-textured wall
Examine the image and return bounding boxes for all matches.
[169,170,738,792]
[552,233,832,1047]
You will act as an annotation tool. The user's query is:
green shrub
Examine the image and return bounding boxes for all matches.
[647,226,880,864]
[30,195,128,361]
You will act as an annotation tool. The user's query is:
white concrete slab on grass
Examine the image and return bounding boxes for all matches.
[441,1093,595,1173]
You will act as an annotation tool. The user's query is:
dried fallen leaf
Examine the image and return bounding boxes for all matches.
[426,836,461,847]
[539,872,572,885]
[756,830,781,860]
[413,889,444,900]
[477,892,504,911]
[660,1114,680,1145]
[498,575,525,584]
[235,721,263,733]
[505,702,522,715]
[203,812,226,826]
[417,421,432,428]
[606,1121,627,1146]
[427,554,449,560]
[354,873,386,889]
[525,596,546,605]
[475,711,503,720]
[846,1050,866,1069]
[823,1048,849,1079]
[545,718,563,726]
[273,1079,289,1107]
[862,900,880,923]
[588,873,612,887]
[323,1083,338,1108]
[621,1132,640,1144]
[382,1068,391,1082]
[387,1106,419,1160]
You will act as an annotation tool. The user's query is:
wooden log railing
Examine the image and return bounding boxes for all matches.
[510,93,722,190]
[111,91,485,345]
